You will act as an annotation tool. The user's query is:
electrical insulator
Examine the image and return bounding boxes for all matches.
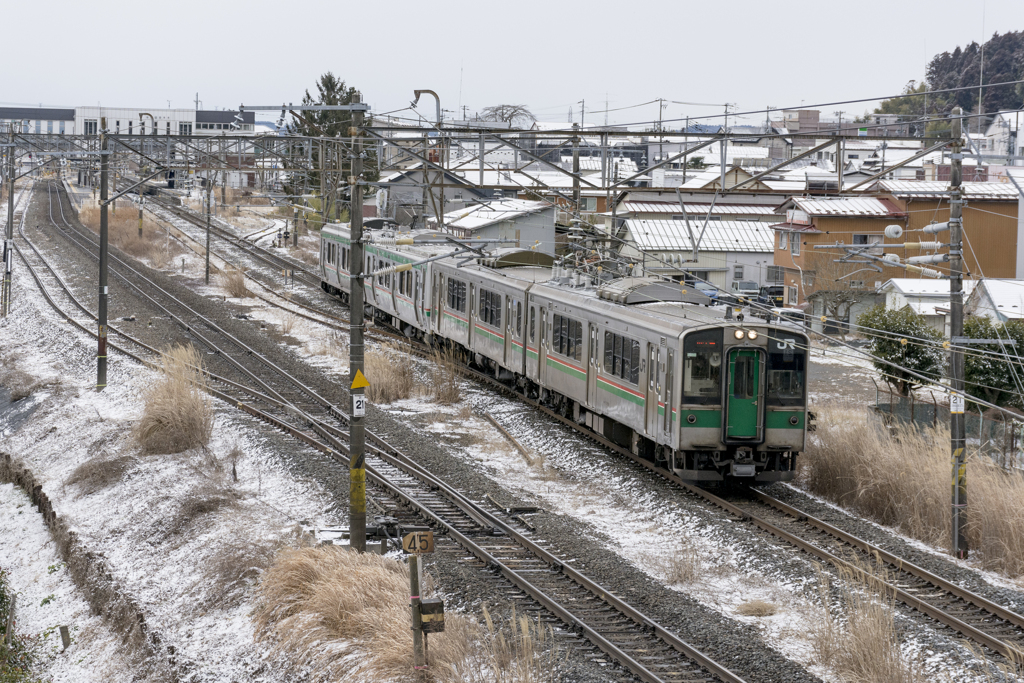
[907,254,949,265]
[923,220,956,234]
[884,224,903,239]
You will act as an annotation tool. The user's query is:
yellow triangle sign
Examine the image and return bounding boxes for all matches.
[351,369,371,389]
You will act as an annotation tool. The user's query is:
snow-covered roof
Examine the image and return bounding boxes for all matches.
[786,196,905,217]
[971,279,1024,321]
[881,278,977,297]
[874,180,1020,200]
[616,201,778,216]
[560,156,639,175]
[622,219,775,253]
[429,199,552,231]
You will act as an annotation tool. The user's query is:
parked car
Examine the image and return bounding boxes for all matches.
[768,307,807,327]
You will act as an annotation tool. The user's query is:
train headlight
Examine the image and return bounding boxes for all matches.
[747,330,758,340]
[734,329,745,339]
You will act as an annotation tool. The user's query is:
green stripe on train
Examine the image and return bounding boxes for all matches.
[596,377,644,406]
[546,357,587,381]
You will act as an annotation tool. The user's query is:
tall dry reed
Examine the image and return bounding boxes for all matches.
[79,203,176,266]
[801,404,1024,577]
[365,342,415,404]
[431,346,463,405]
[219,267,251,298]
[254,547,559,682]
[134,345,213,454]
[813,564,925,683]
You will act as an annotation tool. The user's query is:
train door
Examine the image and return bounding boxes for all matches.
[538,306,548,384]
[726,348,761,439]
[367,255,377,305]
[468,284,476,347]
[432,272,442,334]
[645,344,660,435]
[413,270,422,327]
[663,350,674,437]
[528,305,539,377]
[586,325,598,405]
[504,296,514,367]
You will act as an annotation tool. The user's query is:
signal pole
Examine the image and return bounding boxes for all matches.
[98,118,109,390]
[349,92,367,553]
[950,107,967,559]
[205,177,212,284]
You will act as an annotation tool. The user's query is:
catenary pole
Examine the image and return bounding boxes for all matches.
[205,175,212,284]
[950,107,968,559]
[98,118,109,390]
[572,123,580,216]
[349,92,367,553]
[3,127,14,317]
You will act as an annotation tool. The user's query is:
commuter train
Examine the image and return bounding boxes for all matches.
[319,224,810,483]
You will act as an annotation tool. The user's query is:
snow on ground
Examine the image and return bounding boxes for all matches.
[1,253,342,681]
[0,482,134,682]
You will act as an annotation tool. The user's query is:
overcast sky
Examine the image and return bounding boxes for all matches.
[6,0,1022,127]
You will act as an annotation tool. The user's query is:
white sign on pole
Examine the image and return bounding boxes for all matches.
[353,394,366,417]
[950,392,965,414]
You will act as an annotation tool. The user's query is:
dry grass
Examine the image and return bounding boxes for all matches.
[134,345,214,454]
[166,483,238,536]
[198,540,280,610]
[736,599,778,617]
[812,565,925,683]
[365,343,415,404]
[452,605,561,683]
[66,454,136,495]
[431,346,463,405]
[254,547,558,682]
[0,353,59,400]
[279,314,298,336]
[309,330,349,360]
[650,538,703,585]
[219,267,251,298]
[79,203,177,265]
[224,187,271,206]
[801,404,1024,578]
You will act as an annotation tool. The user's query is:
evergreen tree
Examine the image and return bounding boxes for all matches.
[857,305,946,396]
[963,316,1024,409]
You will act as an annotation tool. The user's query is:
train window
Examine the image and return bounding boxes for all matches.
[603,331,639,384]
[733,357,754,399]
[683,329,722,404]
[447,278,467,313]
[767,338,806,406]
[516,302,522,337]
[553,314,583,361]
[479,289,502,327]
[529,309,535,342]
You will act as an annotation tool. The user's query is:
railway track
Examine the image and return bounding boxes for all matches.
[146,191,1024,664]
[26,180,747,683]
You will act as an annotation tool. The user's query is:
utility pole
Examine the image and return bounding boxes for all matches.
[97,118,109,390]
[348,92,367,553]
[950,106,968,560]
[205,176,212,284]
[3,127,14,317]
[571,123,580,216]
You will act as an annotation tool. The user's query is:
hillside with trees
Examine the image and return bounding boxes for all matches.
[872,30,1024,134]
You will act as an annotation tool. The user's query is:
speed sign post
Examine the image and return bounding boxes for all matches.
[403,530,440,674]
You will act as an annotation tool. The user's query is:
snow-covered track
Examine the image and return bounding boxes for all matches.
[34,180,746,683]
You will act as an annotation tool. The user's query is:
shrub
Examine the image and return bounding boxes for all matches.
[65,455,136,495]
[134,345,214,454]
[0,567,37,682]
[856,305,945,396]
[78,203,173,265]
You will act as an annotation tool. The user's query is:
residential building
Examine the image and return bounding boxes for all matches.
[611,219,775,291]
[880,278,977,335]
[427,199,556,254]
[965,279,1024,322]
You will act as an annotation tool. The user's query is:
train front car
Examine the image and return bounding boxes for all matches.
[675,322,809,483]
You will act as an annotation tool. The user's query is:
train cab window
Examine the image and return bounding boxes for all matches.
[767,337,806,406]
[683,330,722,404]
[553,314,583,361]
[479,289,502,327]
[603,331,639,384]
[447,278,467,313]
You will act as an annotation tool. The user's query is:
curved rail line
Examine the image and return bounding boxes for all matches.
[29,181,746,683]
[148,190,1024,662]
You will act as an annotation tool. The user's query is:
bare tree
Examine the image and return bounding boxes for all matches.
[804,251,873,339]
[479,104,536,127]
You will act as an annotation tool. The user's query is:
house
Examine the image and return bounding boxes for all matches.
[965,279,1024,322]
[770,196,908,307]
[880,278,977,335]
[427,199,556,254]
[612,219,775,291]
[983,111,1024,159]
